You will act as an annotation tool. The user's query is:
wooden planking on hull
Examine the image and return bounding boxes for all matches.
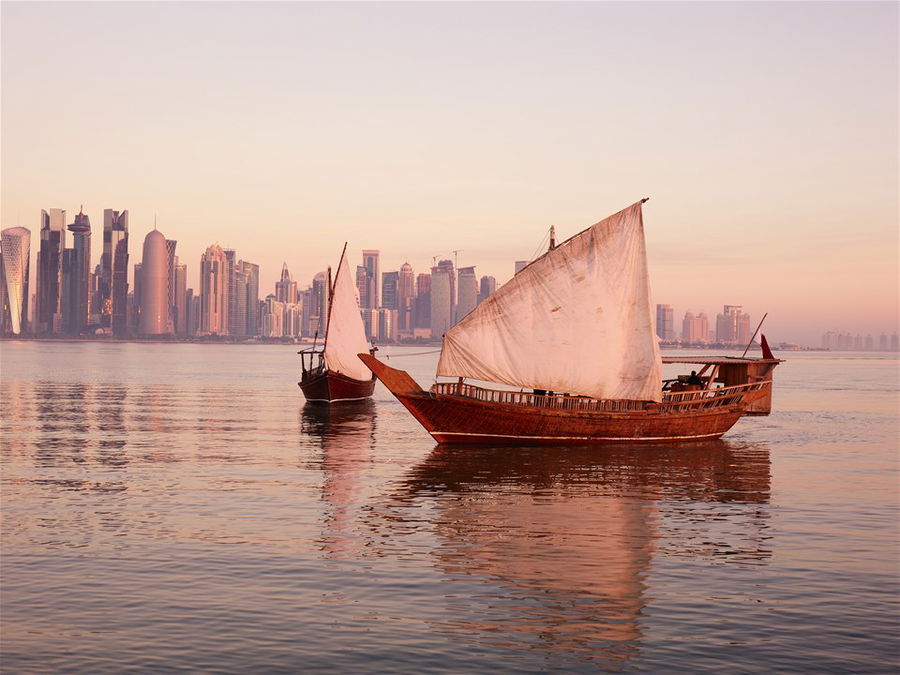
[299,369,376,404]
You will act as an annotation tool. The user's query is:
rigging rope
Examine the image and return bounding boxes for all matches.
[381,349,441,359]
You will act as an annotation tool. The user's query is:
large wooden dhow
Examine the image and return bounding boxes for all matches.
[299,244,376,404]
[359,200,782,444]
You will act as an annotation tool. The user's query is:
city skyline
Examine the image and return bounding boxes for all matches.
[2,2,898,345]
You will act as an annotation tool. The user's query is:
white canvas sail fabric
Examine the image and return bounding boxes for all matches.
[437,201,662,402]
[323,251,372,382]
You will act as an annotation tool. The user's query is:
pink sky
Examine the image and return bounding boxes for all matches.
[2,2,897,345]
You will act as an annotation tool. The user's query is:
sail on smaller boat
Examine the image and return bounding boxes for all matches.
[359,200,782,444]
[298,244,376,404]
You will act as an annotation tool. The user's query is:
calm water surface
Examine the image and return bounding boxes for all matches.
[1,341,898,673]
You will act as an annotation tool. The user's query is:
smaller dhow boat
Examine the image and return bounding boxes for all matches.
[299,244,376,404]
[360,199,782,444]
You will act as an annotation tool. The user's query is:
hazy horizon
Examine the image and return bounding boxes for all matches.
[2,1,897,345]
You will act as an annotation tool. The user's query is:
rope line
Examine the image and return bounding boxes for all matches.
[382,349,441,359]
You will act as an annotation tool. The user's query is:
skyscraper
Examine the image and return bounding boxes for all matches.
[398,262,415,331]
[139,229,171,335]
[65,208,91,334]
[435,259,455,322]
[102,209,129,335]
[275,262,299,304]
[309,271,329,338]
[655,304,674,341]
[430,266,452,338]
[242,261,259,337]
[414,272,431,330]
[381,271,399,310]
[200,244,228,335]
[1,227,31,335]
[174,263,187,335]
[165,240,178,333]
[514,260,528,275]
[716,305,751,345]
[456,266,477,323]
[35,208,66,333]
[362,250,380,309]
[478,275,496,305]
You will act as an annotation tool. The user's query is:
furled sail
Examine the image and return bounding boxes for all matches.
[436,200,662,402]
[323,247,372,382]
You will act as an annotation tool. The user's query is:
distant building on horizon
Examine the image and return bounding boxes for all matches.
[362,250,380,309]
[478,275,496,305]
[514,260,528,275]
[1,226,31,335]
[430,266,452,338]
[681,311,709,344]
[656,304,675,341]
[35,208,66,333]
[456,266,477,323]
[200,244,228,335]
[716,305,751,345]
[101,209,129,336]
[139,229,171,335]
[64,208,92,335]
[398,262,415,331]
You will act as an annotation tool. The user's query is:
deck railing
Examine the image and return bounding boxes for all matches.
[429,380,771,414]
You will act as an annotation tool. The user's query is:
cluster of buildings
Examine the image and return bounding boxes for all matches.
[821,331,899,352]
[655,304,755,347]
[0,209,498,343]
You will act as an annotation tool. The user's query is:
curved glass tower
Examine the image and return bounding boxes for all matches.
[1,227,31,334]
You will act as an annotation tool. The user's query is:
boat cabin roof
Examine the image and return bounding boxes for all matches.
[661,356,783,366]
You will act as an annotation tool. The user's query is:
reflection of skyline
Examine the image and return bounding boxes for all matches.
[300,401,377,559]
[376,442,771,666]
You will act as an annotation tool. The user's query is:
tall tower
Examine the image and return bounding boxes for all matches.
[36,208,66,333]
[139,229,170,335]
[478,275,496,305]
[102,209,129,335]
[200,244,228,335]
[174,262,187,335]
[65,208,91,334]
[414,272,431,330]
[456,266,477,323]
[381,271,399,310]
[430,266,452,338]
[656,304,674,341]
[275,262,298,304]
[240,261,259,337]
[165,240,178,333]
[362,250,380,309]
[398,262,415,331]
[1,227,31,334]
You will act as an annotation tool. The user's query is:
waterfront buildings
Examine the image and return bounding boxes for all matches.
[398,262,415,331]
[200,244,228,335]
[478,275,496,305]
[430,265,452,338]
[361,250,380,309]
[64,209,92,334]
[681,311,710,344]
[656,304,675,341]
[456,266,477,321]
[139,229,171,335]
[1,227,31,334]
[101,209,129,336]
[716,305,752,345]
[35,209,66,333]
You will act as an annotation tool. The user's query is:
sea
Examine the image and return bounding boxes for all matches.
[1,340,898,673]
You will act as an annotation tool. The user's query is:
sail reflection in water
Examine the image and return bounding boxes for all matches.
[372,442,771,665]
[300,400,377,558]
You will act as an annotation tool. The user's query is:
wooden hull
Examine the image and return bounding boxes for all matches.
[359,354,752,445]
[298,369,376,404]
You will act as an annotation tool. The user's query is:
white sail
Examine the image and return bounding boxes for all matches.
[436,200,662,402]
[323,249,372,382]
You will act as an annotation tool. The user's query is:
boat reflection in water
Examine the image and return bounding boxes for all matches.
[385,441,771,666]
[300,400,377,558]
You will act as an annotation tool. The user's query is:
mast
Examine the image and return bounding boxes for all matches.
[323,243,347,347]
[549,225,556,251]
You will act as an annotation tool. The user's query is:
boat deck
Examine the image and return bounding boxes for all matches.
[429,380,771,414]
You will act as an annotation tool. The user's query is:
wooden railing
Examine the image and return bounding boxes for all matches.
[429,380,771,414]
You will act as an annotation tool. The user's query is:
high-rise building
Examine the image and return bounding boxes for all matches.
[132,263,143,333]
[185,288,197,336]
[275,262,299,304]
[478,275,496,305]
[174,263,187,335]
[200,244,228,335]
[716,305,751,345]
[242,261,259,337]
[1,227,31,334]
[656,304,674,341]
[381,271,399,310]
[62,208,92,334]
[414,272,431,330]
[430,267,452,338]
[101,209,129,335]
[165,240,178,333]
[456,266,477,323]
[398,262,415,331]
[35,208,66,333]
[308,271,329,338]
[514,260,528,275]
[362,250,380,309]
[681,311,710,344]
[139,229,171,335]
